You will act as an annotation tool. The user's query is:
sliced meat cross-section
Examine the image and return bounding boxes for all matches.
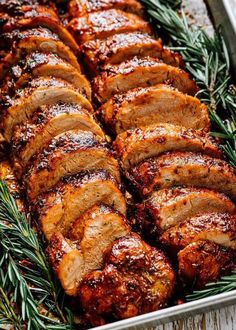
[93,57,198,103]
[25,130,120,198]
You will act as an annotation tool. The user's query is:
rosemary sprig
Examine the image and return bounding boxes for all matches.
[186,272,236,302]
[0,180,73,329]
[143,0,236,167]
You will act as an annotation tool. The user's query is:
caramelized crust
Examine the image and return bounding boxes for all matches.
[178,240,236,289]
[47,205,130,296]
[34,170,126,240]
[82,33,182,74]
[131,151,236,199]
[144,187,236,234]
[68,9,151,43]
[93,57,198,103]
[99,85,210,134]
[25,130,120,199]
[2,77,92,142]
[114,123,221,170]
[12,102,104,171]
[161,213,236,252]
[47,233,84,296]
[0,1,54,13]
[80,233,175,326]
[0,27,81,79]
[68,0,144,17]
[0,159,24,211]
[2,52,91,100]
[0,5,79,53]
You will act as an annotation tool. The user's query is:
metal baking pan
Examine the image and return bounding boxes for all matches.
[90,1,236,329]
[93,291,236,330]
[206,0,236,76]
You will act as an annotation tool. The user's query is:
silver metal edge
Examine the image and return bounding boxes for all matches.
[90,291,236,330]
[206,0,236,76]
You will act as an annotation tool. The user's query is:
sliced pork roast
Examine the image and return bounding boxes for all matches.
[82,32,182,74]
[1,77,92,141]
[68,9,152,43]
[143,188,236,234]
[0,5,79,53]
[100,85,210,134]
[131,152,236,199]
[80,233,175,326]
[161,213,236,253]
[25,130,120,198]
[1,52,91,101]
[68,0,144,17]
[0,27,81,78]
[114,123,222,171]
[178,240,236,289]
[12,103,104,172]
[93,57,198,103]
[34,170,126,240]
[47,205,130,296]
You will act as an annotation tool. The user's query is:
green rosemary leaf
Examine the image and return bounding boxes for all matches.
[0,181,73,329]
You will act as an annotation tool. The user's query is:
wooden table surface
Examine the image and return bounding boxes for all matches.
[154,306,236,329]
[154,1,236,329]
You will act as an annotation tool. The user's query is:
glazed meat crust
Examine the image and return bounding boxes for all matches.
[0,27,81,79]
[100,84,210,134]
[131,151,236,199]
[2,52,91,101]
[114,123,221,170]
[93,57,198,103]
[144,188,236,234]
[47,205,130,296]
[68,0,144,17]
[1,77,92,142]
[178,240,236,289]
[0,5,79,53]
[82,32,182,74]
[12,102,104,171]
[161,213,236,253]
[68,9,152,43]
[25,130,120,199]
[34,170,126,240]
[80,234,175,326]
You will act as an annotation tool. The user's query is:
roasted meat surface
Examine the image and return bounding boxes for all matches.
[1,52,91,102]
[25,130,120,198]
[1,77,92,141]
[80,233,175,326]
[93,57,198,103]
[0,27,81,79]
[68,9,151,43]
[82,32,182,74]
[12,102,104,171]
[0,5,79,53]
[34,170,126,240]
[47,204,130,296]
[2,0,235,323]
[143,188,236,234]
[99,84,210,134]
[114,123,222,170]
[161,213,236,253]
[178,240,236,289]
[131,151,236,199]
[68,0,144,17]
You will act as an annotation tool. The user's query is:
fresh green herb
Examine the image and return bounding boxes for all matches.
[0,180,73,329]
[143,0,236,167]
[186,272,236,301]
